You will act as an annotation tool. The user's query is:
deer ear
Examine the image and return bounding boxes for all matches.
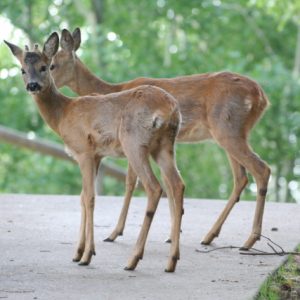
[43,32,59,62]
[72,28,81,51]
[4,40,23,61]
[61,29,74,52]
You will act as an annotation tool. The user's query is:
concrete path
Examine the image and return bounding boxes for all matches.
[1,194,300,300]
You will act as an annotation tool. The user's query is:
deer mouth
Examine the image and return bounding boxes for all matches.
[28,90,41,95]
[26,82,42,94]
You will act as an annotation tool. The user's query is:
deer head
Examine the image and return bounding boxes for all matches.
[4,32,59,94]
[50,28,81,88]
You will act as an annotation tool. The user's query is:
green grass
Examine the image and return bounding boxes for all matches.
[255,245,300,300]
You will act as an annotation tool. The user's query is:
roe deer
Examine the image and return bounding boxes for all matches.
[4,32,185,272]
[51,28,271,250]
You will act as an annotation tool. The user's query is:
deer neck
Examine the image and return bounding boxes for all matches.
[69,57,123,95]
[33,80,70,135]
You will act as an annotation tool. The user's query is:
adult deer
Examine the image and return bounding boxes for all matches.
[51,28,270,250]
[4,33,185,272]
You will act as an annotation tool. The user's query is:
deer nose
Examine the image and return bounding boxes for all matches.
[27,82,41,92]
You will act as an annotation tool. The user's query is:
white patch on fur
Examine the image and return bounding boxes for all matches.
[244,98,253,111]
[64,145,75,158]
[152,113,164,128]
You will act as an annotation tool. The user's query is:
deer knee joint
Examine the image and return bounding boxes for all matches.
[259,188,267,197]
[86,196,95,209]
[146,211,154,219]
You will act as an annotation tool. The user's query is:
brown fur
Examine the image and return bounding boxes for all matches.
[5,33,185,272]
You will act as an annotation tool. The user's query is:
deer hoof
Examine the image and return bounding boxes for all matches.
[103,237,114,242]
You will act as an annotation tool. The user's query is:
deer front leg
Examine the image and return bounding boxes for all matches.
[73,191,86,262]
[104,164,137,242]
[79,193,96,265]
[77,155,97,266]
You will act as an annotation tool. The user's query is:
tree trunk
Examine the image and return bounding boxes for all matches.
[293,23,300,78]
[73,0,104,68]
[274,165,280,202]
[91,0,104,24]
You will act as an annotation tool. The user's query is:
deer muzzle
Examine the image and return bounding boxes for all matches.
[26,82,41,92]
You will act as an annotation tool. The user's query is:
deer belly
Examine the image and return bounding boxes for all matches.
[98,145,125,158]
[94,137,125,158]
[177,123,212,143]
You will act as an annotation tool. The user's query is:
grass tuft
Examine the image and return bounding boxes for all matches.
[255,245,300,300]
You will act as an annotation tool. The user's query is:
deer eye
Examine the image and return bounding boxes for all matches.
[50,64,55,70]
[40,66,47,72]
[21,68,26,74]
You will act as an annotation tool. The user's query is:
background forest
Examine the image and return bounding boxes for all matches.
[0,0,300,202]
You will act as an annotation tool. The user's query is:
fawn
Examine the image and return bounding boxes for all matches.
[5,32,185,272]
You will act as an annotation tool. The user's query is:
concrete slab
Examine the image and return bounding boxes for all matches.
[0,194,299,300]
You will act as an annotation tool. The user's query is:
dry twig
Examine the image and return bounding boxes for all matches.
[196,235,300,256]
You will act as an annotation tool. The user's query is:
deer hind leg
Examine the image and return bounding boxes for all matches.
[240,151,270,249]
[122,146,162,271]
[104,164,137,242]
[215,136,270,249]
[76,155,98,266]
[153,144,185,272]
[201,155,248,245]
[163,177,176,244]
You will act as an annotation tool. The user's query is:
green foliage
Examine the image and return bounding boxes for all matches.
[0,0,300,201]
